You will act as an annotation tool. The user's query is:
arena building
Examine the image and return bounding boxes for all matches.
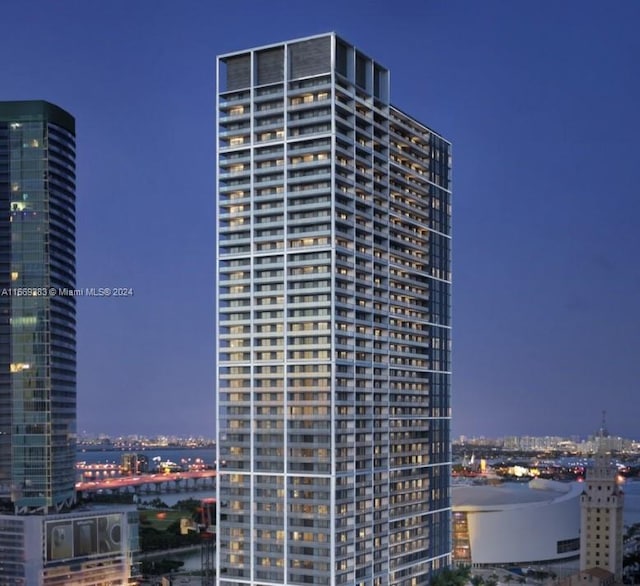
[452,478,582,566]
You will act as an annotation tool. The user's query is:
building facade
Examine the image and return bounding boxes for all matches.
[216,33,452,586]
[0,101,77,515]
[0,508,139,585]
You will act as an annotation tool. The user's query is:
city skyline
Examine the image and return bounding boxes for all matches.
[2,0,639,438]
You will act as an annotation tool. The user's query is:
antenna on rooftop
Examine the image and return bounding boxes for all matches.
[600,409,609,438]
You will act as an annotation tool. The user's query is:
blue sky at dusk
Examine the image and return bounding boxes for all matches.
[3,1,640,439]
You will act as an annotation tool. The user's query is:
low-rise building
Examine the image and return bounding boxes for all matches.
[0,507,138,585]
[452,478,582,565]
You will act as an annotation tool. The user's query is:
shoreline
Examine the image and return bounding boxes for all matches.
[78,445,215,453]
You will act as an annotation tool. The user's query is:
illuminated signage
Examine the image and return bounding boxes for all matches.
[45,513,123,561]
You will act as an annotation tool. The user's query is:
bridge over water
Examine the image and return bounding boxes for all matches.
[76,470,216,496]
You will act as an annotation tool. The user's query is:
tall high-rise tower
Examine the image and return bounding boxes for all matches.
[216,34,452,586]
[580,443,624,581]
[0,101,138,586]
[0,101,77,514]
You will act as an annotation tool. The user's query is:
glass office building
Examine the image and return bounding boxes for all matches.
[0,101,77,514]
[216,34,452,586]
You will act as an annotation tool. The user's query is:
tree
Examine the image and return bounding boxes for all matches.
[430,566,471,586]
[148,497,169,508]
[172,498,202,512]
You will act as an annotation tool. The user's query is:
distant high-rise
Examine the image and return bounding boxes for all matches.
[0,101,77,515]
[216,33,452,585]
